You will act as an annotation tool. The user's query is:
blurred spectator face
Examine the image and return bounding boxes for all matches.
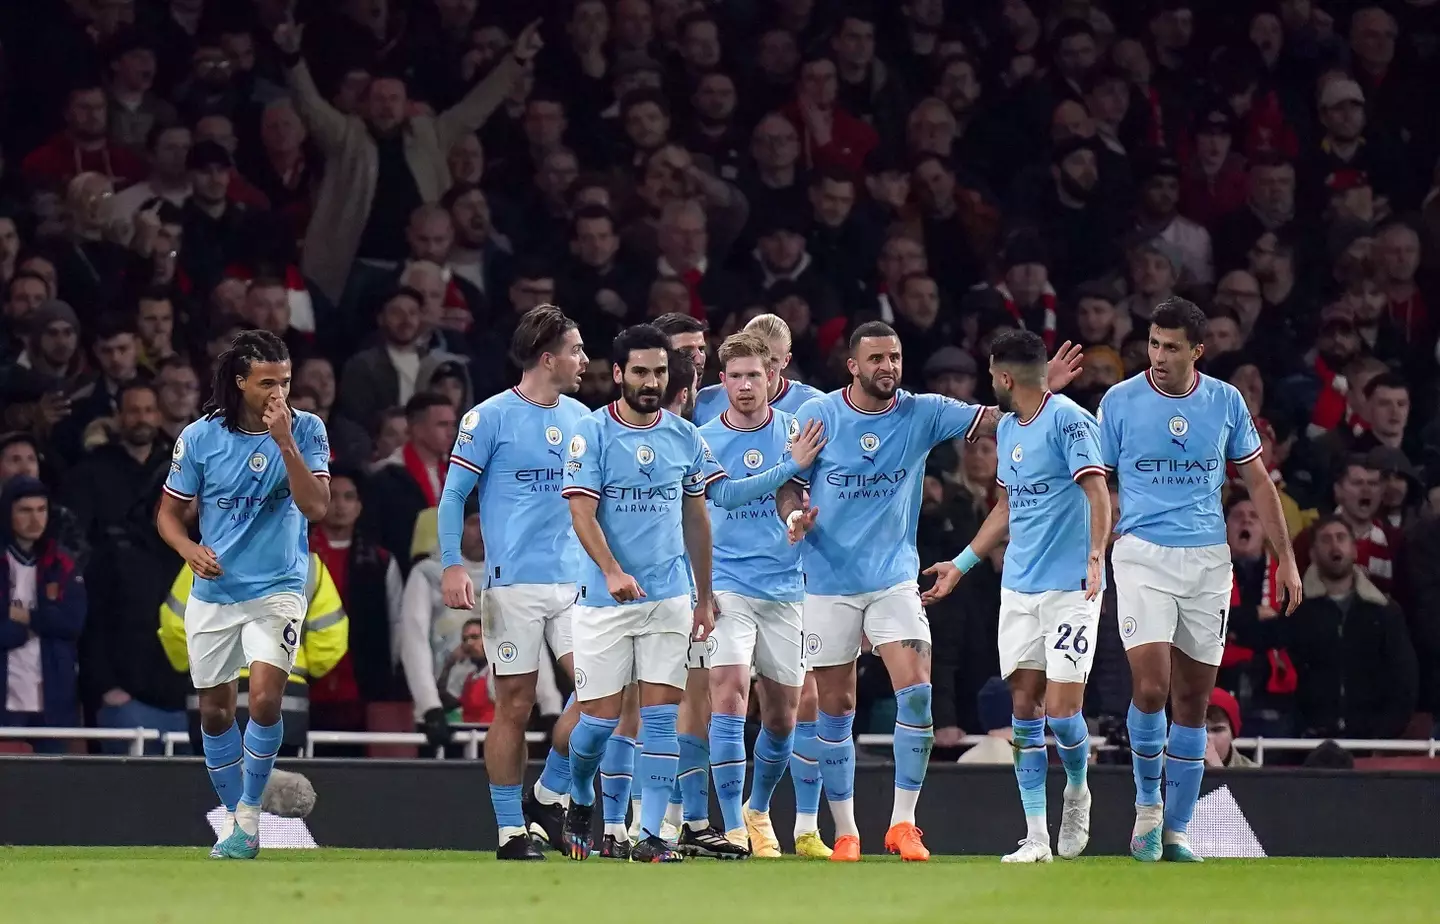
[381,293,422,346]
[325,475,363,533]
[1076,296,1116,344]
[936,58,981,116]
[374,411,408,461]
[136,296,174,352]
[1227,498,1263,557]
[112,47,157,92]
[1204,315,1243,357]
[614,0,654,50]
[1377,225,1420,284]
[907,99,956,155]
[210,279,247,321]
[95,329,139,382]
[1056,148,1099,198]
[1129,249,1175,297]
[10,496,47,545]
[659,201,707,267]
[509,274,557,314]
[448,135,484,185]
[574,213,619,267]
[760,227,806,273]
[151,126,192,181]
[1350,8,1397,72]
[693,73,736,125]
[260,102,305,155]
[335,69,372,114]
[29,191,66,241]
[412,403,459,456]
[1382,471,1408,511]
[799,58,839,108]
[67,88,109,141]
[1056,31,1097,83]
[470,25,511,64]
[297,358,337,410]
[962,435,998,484]
[0,440,40,481]
[366,78,409,134]
[408,210,454,263]
[927,369,976,401]
[653,0,694,41]
[401,263,446,332]
[1313,519,1357,579]
[1086,75,1129,127]
[773,294,812,337]
[1141,174,1180,220]
[1112,38,1152,84]
[1005,262,1048,306]
[1335,463,1381,521]
[1195,126,1232,173]
[1215,270,1263,321]
[913,159,956,212]
[17,256,57,298]
[810,175,856,227]
[1150,4,1194,52]
[647,278,690,317]
[525,99,568,150]
[1000,0,1036,33]
[833,17,876,70]
[566,0,608,47]
[245,284,291,334]
[1317,314,1361,366]
[0,218,17,269]
[1368,383,1410,442]
[449,188,492,247]
[191,163,231,205]
[866,167,911,211]
[879,236,926,287]
[70,173,116,233]
[1343,276,1387,324]
[897,276,940,327]
[757,29,799,81]
[1246,232,1278,280]
[751,115,800,172]
[624,101,670,151]
[206,325,244,374]
[681,18,721,69]
[221,31,256,73]
[1051,100,1095,141]
[1250,12,1283,66]
[432,373,466,411]
[1206,706,1236,762]
[1250,163,1295,216]
[118,385,160,446]
[6,276,47,323]
[156,362,201,421]
[195,115,238,153]
[905,0,945,30]
[89,0,137,36]
[579,355,615,405]
[192,43,234,87]
[1320,98,1365,143]
[1230,362,1264,417]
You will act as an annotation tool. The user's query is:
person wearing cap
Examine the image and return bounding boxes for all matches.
[1324,168,1377,228]
[956,677,1016,765]
[1118,232,1180,323]
[0,300,90,439]
[1307,75,1414,214]
[178,140,267,296]
[1179,102,1249,227]
[1369,444,1421,531]
[988,228,1058,351]
[748,209,839,321]
[0,476,86,748]
[922,346,978,402]
[1203,688,1256,768]
[1135,150,1212,284]
[104,29,179,151]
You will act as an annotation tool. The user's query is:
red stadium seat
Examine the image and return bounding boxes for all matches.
[365,702,419,758]
[1352,756,1440,771]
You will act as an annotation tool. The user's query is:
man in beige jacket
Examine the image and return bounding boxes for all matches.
[273,18,544,305]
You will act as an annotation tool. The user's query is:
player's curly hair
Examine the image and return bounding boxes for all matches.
[203,329,290,432]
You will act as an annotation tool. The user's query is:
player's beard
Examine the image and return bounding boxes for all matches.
[622,383,662,414]
[858,369,897,401]
[994,384,1015,413]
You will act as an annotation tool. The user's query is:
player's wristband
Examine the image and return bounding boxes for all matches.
[952,546,981,574]
[786,510,804,530]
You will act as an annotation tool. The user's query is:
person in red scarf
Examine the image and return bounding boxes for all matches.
[991,228,1058,351]
[363,392,459,577]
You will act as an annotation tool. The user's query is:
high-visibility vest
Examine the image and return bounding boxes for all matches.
[159,554,348,718]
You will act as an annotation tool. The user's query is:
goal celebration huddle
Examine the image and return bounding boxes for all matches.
[160,298,1300,863]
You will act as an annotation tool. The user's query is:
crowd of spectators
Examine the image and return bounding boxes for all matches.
[1,0,1439,760]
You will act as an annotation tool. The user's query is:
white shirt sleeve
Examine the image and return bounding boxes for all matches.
[384,557,405,666]
[398,566,443,720]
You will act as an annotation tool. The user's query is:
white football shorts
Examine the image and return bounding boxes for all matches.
[571,595,692,701]
[998,588,1100,683]
[802,580,929,669]
[481,582,576,676]
[709,592,803,686]
[186,591,307,690]
[1111,533,1232,666]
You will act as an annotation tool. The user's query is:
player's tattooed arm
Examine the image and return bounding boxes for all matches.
[970,405,1002,439]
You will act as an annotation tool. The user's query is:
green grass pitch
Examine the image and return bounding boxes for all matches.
[1,848,1436,923]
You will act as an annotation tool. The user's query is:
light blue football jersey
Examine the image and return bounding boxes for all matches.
[562,403,713,607]
[698,407,804,602]
[693,377,826,424]
[163,409,330,605]
[793,387,983,596]
[995,393,1108,594]
[441,387,589,585]
[1099,370,1262,548]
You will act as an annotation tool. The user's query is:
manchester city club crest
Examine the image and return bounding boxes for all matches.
[1121,616,1138,638]
[744,448,764,469]
[1168,416,1189,437]
[860,432,880,453]
[248,452,268,473]
[636,445,655,465]
[545,426,562,445]
[804,633,822,656]
[496,641,518,663]
[1011,444,1023,463]
[574,668,588,689]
